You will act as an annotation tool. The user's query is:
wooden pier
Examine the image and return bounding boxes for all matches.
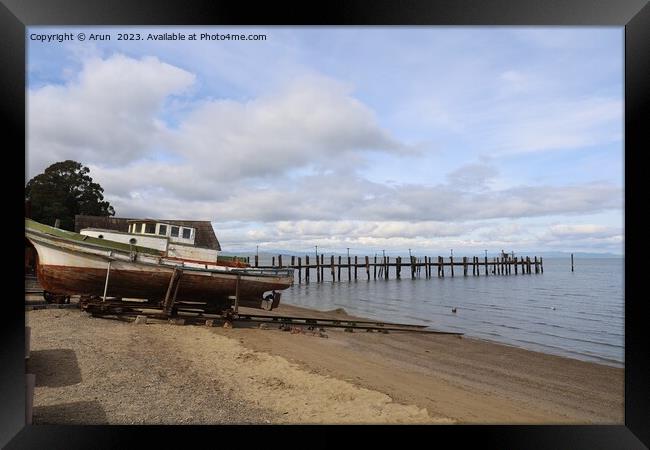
[253,254,544,284]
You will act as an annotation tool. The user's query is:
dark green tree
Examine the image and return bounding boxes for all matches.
[25,160,115,231]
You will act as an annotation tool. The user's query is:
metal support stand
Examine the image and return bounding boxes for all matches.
[102,261,112,302]
[234,274,241,314]
[162,268,183,316]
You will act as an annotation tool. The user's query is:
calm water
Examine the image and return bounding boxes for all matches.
[272,257,624,367]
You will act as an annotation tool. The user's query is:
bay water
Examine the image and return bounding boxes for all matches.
[269,256,623,367]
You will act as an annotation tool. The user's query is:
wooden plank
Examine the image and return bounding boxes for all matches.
[305,255,310,283]
[450,256,454,277]
[463,256,467,276]
[316,254,320,283]
[254,255,259,267]
[338,256,342,281]
[540,257,544,274]
[514,257,518,274]
[278,254,283,268]
[331,255,335,281]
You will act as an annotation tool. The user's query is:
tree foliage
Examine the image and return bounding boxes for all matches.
[25,160,115,231]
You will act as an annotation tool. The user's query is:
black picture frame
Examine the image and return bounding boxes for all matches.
[2,1,648,448]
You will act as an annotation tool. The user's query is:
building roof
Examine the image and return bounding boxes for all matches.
[74,215,221,251]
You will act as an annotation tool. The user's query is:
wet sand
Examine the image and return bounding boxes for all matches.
[25,303,623,424]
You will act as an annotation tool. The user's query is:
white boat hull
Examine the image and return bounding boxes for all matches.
[26,229,293,310]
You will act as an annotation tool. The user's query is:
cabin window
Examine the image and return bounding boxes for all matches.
[170,226,179,237]
[182,228,192,239]
[98,235,104,239]
[158,224,167,235]
[145,223,156,234]
[129,238,137,245]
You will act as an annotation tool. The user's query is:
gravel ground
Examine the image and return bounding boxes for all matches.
[26,309,274,424]
[26,308,439,424]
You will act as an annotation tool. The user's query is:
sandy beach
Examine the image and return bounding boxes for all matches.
[25,303,623,424]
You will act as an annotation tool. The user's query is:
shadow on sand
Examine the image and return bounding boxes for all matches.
[33,400,107,424]
[27,349,82,387]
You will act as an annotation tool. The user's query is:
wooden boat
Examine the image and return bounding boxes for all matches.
[25,218,293,312]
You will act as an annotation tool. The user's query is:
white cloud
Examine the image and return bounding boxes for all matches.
[28,54,195,175]
[26,49,623,254]
[546,224,621,239]
[169,74,408,181]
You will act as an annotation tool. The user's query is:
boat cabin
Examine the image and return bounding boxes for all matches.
[127,219,196,246]
[77,217,221,264]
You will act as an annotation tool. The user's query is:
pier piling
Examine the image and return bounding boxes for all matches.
[256,251,545,283]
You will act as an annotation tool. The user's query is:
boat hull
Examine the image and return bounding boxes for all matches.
[26,226,293,310]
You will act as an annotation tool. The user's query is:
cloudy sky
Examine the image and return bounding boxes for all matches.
[26,27,624,255]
